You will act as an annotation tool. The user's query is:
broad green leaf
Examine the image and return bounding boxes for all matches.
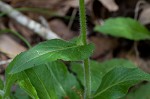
[93,67,150,99]
[71,59,136,92]
[17,72,39,99]
[10,39,94,74]
[94,17,150,41]
[18,61,82,99]
[10,86,31,99]
[122,83,150,99]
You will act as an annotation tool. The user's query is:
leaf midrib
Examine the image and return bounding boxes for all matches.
[23,72,39,99]
[94,73,142,98]
[13,44,84,72]
[32,69,52,99]
[46,63,67,96]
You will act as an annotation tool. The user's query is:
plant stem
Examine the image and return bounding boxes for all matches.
[79,0,91,99]
[79,0,87,45]
[83,59,91,99]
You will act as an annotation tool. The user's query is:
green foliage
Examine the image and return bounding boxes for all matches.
[3,53,25,99]
[122,83,150,99]
[18,61,81,99]
[0,78,4,99]
[94,67,150,99]
[94,17,150,41]
[2,35,150,99]
[4,61,82,99]
[3,53,37,99]
[71,59,136,92]
[0,78,4,90]
[2,39,150,99]
[10,86,30,99]
[17,72,39,99]
[10,39,94,74]
[71,59,150,99]
[1,0,150,98]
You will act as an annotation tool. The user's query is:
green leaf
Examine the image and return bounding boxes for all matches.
[94,17,150,41]
[3,53,25,98]
[18,61,82,99]
[0,78,4,90]
[0,90,4,99]
[0,78,4,99]
[71,59,136,92]
[3,53,38,99]
[10,39,94,74]
[11,86,31,99]
[93,67,150,99]
[122,83,150,99]
[17,72,39,99]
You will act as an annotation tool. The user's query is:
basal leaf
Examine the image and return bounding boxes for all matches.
[18,61,82,99]
[71,59,136,93]
[93,67,150,99]
[10,39,94,74]
[94,17,150,40]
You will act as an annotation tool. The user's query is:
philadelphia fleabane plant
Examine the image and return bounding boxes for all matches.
[0,0,150,99]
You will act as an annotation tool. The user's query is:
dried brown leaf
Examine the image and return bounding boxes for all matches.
[63,0,90,8]
[139,6,150,25]
[0,34,26,58]
[89,36,118,61]
[49,19,76,40]
[98,0,119,12]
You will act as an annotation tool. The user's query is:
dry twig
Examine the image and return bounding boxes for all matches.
[0,1,60,40]
[0,59,12,66]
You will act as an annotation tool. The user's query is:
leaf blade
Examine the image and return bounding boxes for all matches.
[17,72,39,99]
[94,17,150,40]
[94,67,150,99]
[122,83,150,99]
[10,39,94,74]
[18,61,82,99]
[3,53,25,98]
[71,59,136,92]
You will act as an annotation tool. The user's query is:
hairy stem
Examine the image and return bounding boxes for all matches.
[83,59,91,99]
[79,0,87,45]
[79,0,91,98]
